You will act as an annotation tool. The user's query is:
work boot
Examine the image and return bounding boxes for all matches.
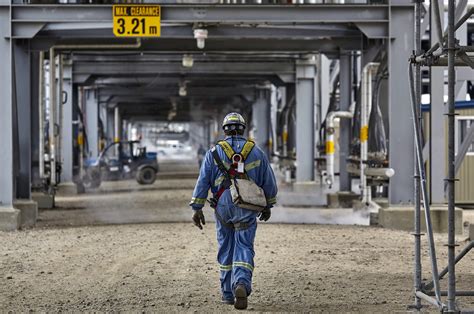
[234,284,248,310]
[221,296,234,305]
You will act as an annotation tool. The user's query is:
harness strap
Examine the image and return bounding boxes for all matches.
[240,139,255,161]
[217,140,235,160]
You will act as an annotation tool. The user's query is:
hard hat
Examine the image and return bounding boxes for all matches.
[222,112,246,131]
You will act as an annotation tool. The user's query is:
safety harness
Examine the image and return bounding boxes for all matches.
[208,139,255,231]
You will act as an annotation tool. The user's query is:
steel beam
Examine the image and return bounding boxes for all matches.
[73,61,294,76]
[388,5,415,205]
[11,4,389,26]
[295,59,316,182]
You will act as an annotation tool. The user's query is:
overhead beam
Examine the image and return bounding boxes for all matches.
[33,37,362,54]
[12,5,389,32]
[73,61,294,76]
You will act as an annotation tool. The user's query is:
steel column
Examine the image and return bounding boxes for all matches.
[85,89,99,158]
[339,52,352,191]
[446,0,457,310]
[295,60,316,182]
[61,59,73,182]
[430,0,446,204]
[388,5,415,204]
[14,42,32,199]
[0,3,20,230]
[252,90,271,157]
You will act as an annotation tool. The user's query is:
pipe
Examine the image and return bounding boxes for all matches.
[408,64,443,306]
[39,51,46,180]
[78,87,84,182]
[424,241,474,292]
[363,167,394,178]
[325,111,353,187]
[49,48,57,186]
[447,0,456,310]
[57,53,63,184]
[53,38,141,51]
[414,0,423,310]
[114,106,121,157]
[415,291,445,310]
[420,7,474,59]
[432,0,445,51]
[360,62,379,204]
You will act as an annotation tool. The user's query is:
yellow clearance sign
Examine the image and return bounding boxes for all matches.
[113,5,161,37]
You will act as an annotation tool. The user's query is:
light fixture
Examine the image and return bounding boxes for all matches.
[182,54,194,68]
[179,86,187,97]
[193,28,208,49]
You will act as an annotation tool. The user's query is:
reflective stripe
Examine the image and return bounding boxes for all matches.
[214,159,230,170]
[217,141,235,160]
[245,159,261,171]
[240,140,255,160]
[267,197,277,205]
[219,264,232,271]
[233,262,254,272]
[214,176,225,187]
[190,197,206,205]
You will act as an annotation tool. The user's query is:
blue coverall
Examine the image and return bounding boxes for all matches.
[190,136,278,300]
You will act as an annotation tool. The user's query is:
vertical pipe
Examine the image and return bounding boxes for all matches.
[361,63,378,204]
[409,64,443,306]
[48,48,56,186]
[57,53,63,180]
[38,51,45,180]
[413,0,422,309]
[432,0,445,50]
[78,87,84,181]
[447,0,456,310]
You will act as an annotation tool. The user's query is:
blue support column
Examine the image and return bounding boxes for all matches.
[388,5,415,204]
[61,58,73,182]
[0,3,20,230]
[85,88,99,157]
[252,89,271,157]
[295,59,316,182]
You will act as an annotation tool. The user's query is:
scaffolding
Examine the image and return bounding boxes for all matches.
[409,0,474,312]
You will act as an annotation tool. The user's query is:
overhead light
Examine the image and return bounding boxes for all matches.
[182,54,194,68]
[179,86,187,97]
[194,29,208,49]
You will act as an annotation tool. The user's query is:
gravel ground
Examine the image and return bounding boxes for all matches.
[1,176,473,312]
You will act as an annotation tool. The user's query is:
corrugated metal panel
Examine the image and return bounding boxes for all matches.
[455,108,474,203]
[422,108,474,203]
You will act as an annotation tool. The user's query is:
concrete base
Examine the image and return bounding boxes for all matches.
[0,207,20,231]
[14,199,38,228]
[57,182,77,196]
[353,200,381,226]
[293,181,319,193]
[379,205,463,234]
[327,192,359,208]
[470,224,474,240]
[32,192,54,209]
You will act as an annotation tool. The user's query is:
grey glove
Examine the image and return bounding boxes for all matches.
[192,209,206,229]
[259,207,271,222]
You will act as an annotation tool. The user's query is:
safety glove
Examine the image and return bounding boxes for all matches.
[192,209,206,230]
[259,207,271,222]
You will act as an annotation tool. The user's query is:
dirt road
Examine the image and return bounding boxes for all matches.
[0,177,473,312]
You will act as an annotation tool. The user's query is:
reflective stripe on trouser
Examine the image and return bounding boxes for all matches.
[216,214,257,298]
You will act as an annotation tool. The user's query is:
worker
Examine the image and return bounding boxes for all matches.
[197,144,206,168]
[189,112,278,310]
